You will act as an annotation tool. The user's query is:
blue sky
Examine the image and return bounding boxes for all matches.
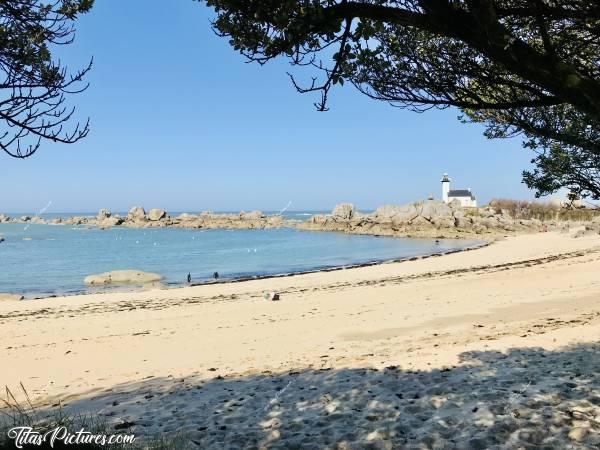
[2,0,542,213]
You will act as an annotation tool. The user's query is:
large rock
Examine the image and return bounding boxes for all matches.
[0,214,10,223]
[97,216,123,229]
[418,200,453,221]
[127,206,146,220]
[449,199,462,209]
[84,270,162,286]
[63,216,89,225]
[267,215,284,226]
[147,208,167,221]
[375,201,453,225]
[240,210,265,220]
[97,209,111,221]
[375,204,419,224]
[332,203,355,220]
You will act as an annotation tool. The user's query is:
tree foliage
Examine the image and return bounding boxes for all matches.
[203,0,600,199]
[0,0,93,158]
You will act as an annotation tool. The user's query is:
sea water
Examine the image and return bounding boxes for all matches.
[0,221,482,297]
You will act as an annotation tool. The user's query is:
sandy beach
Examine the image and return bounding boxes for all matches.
[2,229,600,449]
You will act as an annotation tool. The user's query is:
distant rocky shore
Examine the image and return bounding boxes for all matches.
[300,201,600,239]
[1,200,599,240]
[0,207,293,230]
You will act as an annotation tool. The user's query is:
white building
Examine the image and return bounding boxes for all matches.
[441,173,477,207]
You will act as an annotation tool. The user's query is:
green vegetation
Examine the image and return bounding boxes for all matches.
[489,198,600,222]
[0,386,190,450]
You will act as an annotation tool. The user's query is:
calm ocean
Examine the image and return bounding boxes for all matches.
[0,213,482,297]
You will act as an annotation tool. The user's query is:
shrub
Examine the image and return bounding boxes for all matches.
[489,199,600,222]
[0,386,190,450]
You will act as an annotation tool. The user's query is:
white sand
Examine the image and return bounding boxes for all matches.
[1,230,600,449]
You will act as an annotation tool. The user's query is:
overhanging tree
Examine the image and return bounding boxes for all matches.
[202,0,600,199]
[0,0,93,158]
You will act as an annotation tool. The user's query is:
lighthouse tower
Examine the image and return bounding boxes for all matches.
[441,173,451,203]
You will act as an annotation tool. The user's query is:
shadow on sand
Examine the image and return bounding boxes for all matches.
[4,343,600,449]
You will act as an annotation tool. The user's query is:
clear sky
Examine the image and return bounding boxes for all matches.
[1,0,543,213]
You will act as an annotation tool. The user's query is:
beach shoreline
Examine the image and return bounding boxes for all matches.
[2,230,600,448]
[11,235,489,300]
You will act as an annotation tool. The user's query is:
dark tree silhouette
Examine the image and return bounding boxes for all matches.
[0,0,93,158]
[203,0,600,199]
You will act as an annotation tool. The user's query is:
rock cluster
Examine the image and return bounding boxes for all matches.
[120,207,288,230]
[299,201,550,239]
[0,208,292,230]
[1,202,598,238]
[147,208,167,221]
[172,211,286,230]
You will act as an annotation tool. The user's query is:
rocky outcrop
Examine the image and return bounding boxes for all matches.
[8,207,293,231]
[240,210,265,220]
[31,216,47,224]
[300,201,549,239]
[148,208,167,221]
[127,206,146,221]
[97,209,111,220]
[332,203,355,220]
[172,211,290,230]
[376,204,416,224]
[97,216,123,229]
[84,270,162,286]
[2,215,49,225]
[63,216,90,226]
[4,202,593,237]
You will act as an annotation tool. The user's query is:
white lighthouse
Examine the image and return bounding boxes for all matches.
[440,172,477,207]
[441,173,451,203]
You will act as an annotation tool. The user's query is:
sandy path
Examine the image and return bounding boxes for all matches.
[1,230,600,448]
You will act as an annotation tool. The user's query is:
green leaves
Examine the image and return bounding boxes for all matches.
[57,0,94,19]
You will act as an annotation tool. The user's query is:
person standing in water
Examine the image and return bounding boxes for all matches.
[213,271,219,280]
[187,272,191,284]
